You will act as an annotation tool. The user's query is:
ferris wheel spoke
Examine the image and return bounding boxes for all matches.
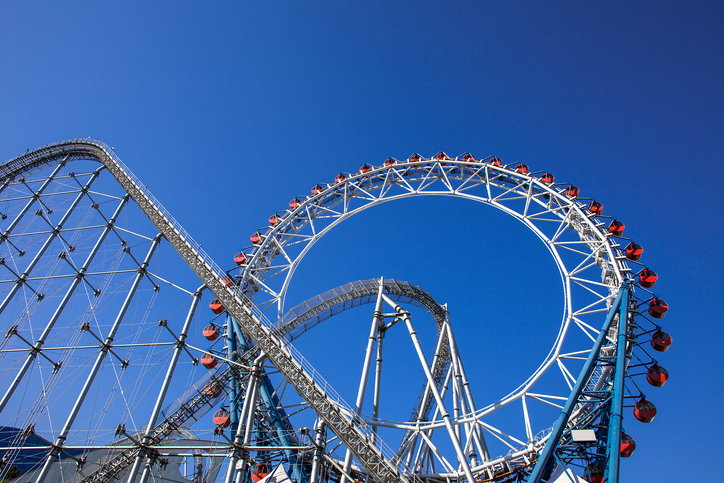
[570,277,613,300]
[390,169,417,194]
[452,163,485,187]
[376,170,399,199]
[571,317,606,343]
[567,255,603,278]
[413,165,447,193]
[436,166,455,192]
[275,231,315,248]
[558,348,592,361]
[555,359,576,390]
[571,292,615,318]
[490,180,528,203]
[570,276,614,290]
[347,182,377,203]
[554,242,600,258]
[525,393,566,409]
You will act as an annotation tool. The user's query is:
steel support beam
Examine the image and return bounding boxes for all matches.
[129,284,206,483]
[341,277,384,483]
[604,282,630,483]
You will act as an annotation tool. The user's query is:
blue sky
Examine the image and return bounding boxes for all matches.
[2,1,722,481]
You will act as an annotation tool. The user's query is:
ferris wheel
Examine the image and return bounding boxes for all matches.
[0,140,672,483]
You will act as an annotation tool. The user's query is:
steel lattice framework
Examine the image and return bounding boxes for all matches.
[0,141,672,483]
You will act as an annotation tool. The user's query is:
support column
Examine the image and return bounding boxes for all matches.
[371,328,384,445]
[340,278,384,483]
[129,284,206,483]
[224,356,264,483]
[445,320,490,462]
[309,420,326,483]
[605,282,631,483]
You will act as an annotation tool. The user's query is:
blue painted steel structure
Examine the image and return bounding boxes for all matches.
[528,282,632,483]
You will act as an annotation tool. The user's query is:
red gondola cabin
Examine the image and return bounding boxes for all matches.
[201,353,218,369]
[541,172,555,184]
[234,252,248,266]
[648,298,668,318]
[650,330,672,352]
[209,299,224,314]
[203,323,219,341]
[620,433,636,458]
[625,243,643,261]
[213,408,231,428]
[564,186,580,198]
[646,364,669,387]
[584,463,603,483]
[588,201,603,215]
[633,398,657,423]
[638,269,657,288]
[203,381,222,398]
[251,463,270,482]
[608,220,625,236]
[515,163,529,174]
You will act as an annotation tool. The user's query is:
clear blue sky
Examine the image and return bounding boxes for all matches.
[2,2,722,481]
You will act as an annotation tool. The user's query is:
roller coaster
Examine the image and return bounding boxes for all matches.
[0,140,673,483]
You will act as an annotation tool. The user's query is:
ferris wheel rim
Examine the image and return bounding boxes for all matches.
[236,158,628,415]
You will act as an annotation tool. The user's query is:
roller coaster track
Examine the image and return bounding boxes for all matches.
[4,140,412,483]
[76,277,448,483]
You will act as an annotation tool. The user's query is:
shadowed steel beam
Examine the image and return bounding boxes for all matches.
[605,282,631,483]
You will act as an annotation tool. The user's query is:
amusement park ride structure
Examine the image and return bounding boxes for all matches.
[0,140,672,483]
